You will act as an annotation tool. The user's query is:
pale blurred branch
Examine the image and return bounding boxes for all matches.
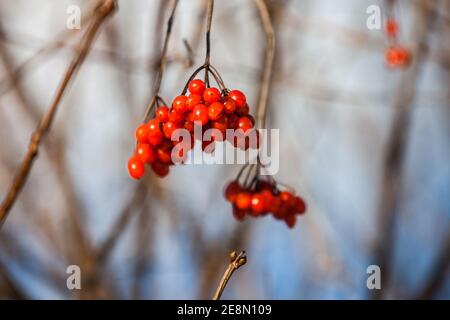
[0,0,117,227]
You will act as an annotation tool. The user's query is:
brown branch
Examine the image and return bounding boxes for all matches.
[0,0,117,227]
[143,0,179,121]
[212,251,247,300]
[254,0,275,129]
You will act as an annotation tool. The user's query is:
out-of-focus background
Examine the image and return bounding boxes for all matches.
[0,0,448,299]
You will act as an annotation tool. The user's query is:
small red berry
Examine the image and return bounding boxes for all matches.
[148,131,163,146]
[235,192,252,210]
[188,79,206,95]
[173,95,188,114]
[285,214,297,228]
[235,116,253,133]
[163,121,180,139]
[169,110,185,124]
[148,119,161,135]
[136,143,156,164]
[135,123,150,143]
[185,94,202,111]
[227,113,238,129]
[228,90,246,107]
[192,104,209,125]
[203,87,221,104]
[250,193,266,215]
[232,206,246,221]
[208,102,224,121]
[385,18,398,37]
[183,119,194,133]
[156,106,170,122]
[236,104,250,116]
[225,181,241,203]
[294,196,306,214]
[213,115,228,135]
[128,156,145,179]
[223,99,236,114]
[151,161,169,177]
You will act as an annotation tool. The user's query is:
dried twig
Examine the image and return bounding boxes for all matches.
[212,251,247,300]
[0,0,117,227]
[143,0,179,121]
[254,0,275,129]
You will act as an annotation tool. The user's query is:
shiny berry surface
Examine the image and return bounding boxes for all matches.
[188,79,206,95]
[128,156,145,179]
[203,87,221,104]
[228,90,246,107]
[192,104,209,125]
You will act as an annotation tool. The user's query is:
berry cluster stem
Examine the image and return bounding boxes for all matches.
[204,0,214,87]
[143,0,179,122]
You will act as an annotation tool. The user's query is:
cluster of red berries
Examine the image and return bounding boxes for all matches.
[128,79,257,179]
[224,179,306,228]
[384,18,411,68]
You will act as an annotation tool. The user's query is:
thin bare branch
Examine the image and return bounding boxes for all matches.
[212,251,247,300]
[0,0,117,227]
[254,0,275,129]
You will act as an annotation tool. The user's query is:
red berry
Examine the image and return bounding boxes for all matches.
[236,104,250,116]
[285,214,297,228]
[156,106,170,122]
[280,191,295,206]
[148,119,161,135]
[128,156,145,179]
[227,113,238,129]
[294,196,306,214]
[385,18,398,37]
[148,131,163,146]
[192,104,209,125]
[203,87,221,104]
[228,90,246,107]
[173,95,188,114]
[213,115,228,135]
[151,161,169,177]
[183,119,194,133]
[225,181,241,203]
[395,47,410,66]
[163,121,180,139]
[223,99,236,114]
[235,192,252,210]
[235,116,253,133]
[185,94,202,111]
[156,140,173,164]
[208,102,224,121]
[147,119,163,146]
[232,206,246,221]
[250,193,266,215]
[188,79,206,95]
[135,123,150,143]
[169,109,185,124]
[136,143,156,164]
